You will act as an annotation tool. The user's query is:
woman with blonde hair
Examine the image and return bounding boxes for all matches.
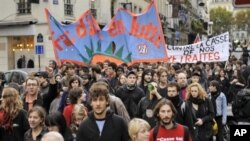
[186,82,214,141]
[70,104,87,139]
[0,87,29,141]
[128,118,151,141]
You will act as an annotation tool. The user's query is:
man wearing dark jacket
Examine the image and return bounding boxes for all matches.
[137,82,162,127]
[77,81,130,141]
[115,71,145,118]
[166,82,195,140]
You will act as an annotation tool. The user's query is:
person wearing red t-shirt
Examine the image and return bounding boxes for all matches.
[149,98,192,141]
[63,87,85,127]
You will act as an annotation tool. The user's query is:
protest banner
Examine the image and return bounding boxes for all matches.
[166,32,230,63]
[45,0,167,65]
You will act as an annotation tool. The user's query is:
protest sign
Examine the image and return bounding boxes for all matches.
[166,32,230,63]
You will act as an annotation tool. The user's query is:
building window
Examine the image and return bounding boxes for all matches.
[139,7,142,13]
[90,0,96,18]
[17,0,31,15]
[134,5,137,13]
[90,0,95,9]
[91,9,97,18]
[241,33,245,38]
[64,0,73,16]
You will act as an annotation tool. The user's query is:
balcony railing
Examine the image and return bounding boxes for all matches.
[90,9,97,19]
[17,2,31,15]
[64,4,73,16]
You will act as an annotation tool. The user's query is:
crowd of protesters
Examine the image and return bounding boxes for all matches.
[0,54,249,141]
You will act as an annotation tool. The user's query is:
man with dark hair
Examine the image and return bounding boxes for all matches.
[91,65,103,82]
[115,71,145,118]
[22,77,43,111]
[107,62,118,89]
[149,99,192,141]
[78,66,89,76]
[166,82,195,140]
[35,71,50,97]
[77,81,130,141]
[61,63,82,91]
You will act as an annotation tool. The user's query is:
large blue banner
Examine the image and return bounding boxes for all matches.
[45,0,167,65]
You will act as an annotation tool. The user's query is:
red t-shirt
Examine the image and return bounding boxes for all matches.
[149,123,192,141]
[63,104,74,127]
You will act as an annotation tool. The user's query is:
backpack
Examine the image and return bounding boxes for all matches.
[232,89,250,119]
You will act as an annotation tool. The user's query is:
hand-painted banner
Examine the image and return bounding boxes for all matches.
[45,9,101,65]
[166,32,230,63]
[45,0,167,65]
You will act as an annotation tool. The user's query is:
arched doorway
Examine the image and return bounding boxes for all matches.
[10,36,35,69]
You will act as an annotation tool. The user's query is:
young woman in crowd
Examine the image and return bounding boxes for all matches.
[58,76,82,112]
[70,104,87,139]
[186,83,214,141]
[63,87,85,127]
[128,118,151,141]
[114,73,127,92]
[0,87,29,141]
[24,106,48,141]
[216,69,230,101]
[139,69,154,94]
[45,112,74,141]
[208,80,227,141]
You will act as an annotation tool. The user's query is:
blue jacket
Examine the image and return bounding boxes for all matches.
[209,92,227,124]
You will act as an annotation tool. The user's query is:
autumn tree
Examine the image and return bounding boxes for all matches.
[210,7,233,35]
[233,9,250,33]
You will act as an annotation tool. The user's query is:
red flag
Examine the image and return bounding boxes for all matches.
[193,33,201,43]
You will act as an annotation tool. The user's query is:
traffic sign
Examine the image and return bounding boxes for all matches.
[35,45,44,54]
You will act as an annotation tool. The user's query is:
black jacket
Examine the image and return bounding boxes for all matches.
[22,92,43,111]
[115,85,145,118]
[76,110,130,141]
[0,109,29,141]
[137,96,162,127]
[187,98,214,141]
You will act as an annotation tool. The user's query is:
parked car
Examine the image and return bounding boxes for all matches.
[4,70,28,85]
